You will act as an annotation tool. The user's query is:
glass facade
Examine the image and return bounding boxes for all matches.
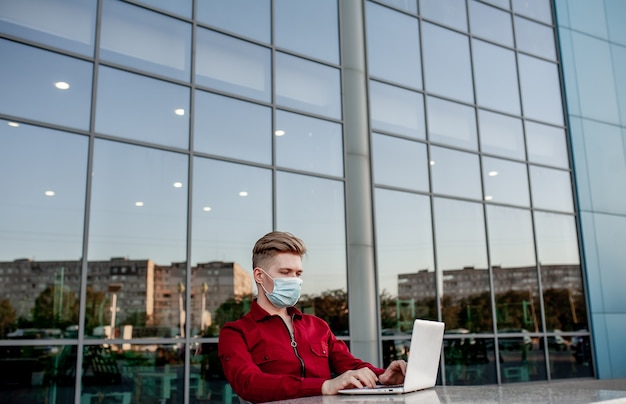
[1,0,623,402]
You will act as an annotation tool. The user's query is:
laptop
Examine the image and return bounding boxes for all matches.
[338,319,444,395]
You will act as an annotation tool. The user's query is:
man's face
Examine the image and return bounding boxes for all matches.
[256,252,303,293]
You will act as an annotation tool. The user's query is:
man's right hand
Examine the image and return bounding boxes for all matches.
[321,368,379,395]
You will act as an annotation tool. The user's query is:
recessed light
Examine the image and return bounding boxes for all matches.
[488,171,498,177]
[430,160,436,166]
[239,191,248,197]
[44,190,55,197]
[7,122,20,128]
[135,201,144,207]
[173,182,183,188]
[484,195,493,201]
[275,130,285,136]
[175,108,185,116]
[54,81,70,90]
[203,206,212,212]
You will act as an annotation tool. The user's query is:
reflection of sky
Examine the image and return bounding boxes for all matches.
[0,120,87,261]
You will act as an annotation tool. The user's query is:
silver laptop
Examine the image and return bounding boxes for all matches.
[338,319,444,395]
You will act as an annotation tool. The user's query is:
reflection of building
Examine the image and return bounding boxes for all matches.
[398,264,583,301]
[0,258,251,332]
[190,262,252,331]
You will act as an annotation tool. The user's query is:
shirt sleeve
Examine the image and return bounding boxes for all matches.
[326,325,386,376]
[218,324,326,403]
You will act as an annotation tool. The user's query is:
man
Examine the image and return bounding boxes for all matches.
[218,231,406,403]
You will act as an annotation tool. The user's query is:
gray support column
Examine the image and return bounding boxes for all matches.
[339,0,380,365]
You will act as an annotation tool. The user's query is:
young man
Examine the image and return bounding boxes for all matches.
[218,231,406,403]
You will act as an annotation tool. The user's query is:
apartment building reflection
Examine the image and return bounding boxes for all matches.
[0,258,252,338]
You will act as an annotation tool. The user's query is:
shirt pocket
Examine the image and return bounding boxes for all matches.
[252,347,286,366]
[310,342,329,358]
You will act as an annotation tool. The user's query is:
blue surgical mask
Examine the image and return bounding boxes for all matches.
[259,268,302,308]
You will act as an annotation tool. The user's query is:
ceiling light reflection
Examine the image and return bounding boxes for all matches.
[135,201,144,207]
[8,122,20,128]
[488,171,498,177]
[175,108,185,116]
[275,130,285,136]
[54,81,70,90]
[44,190,55,197]
[239,191,248,197]
[484,195,493,201]
[173,182,183,188]
[203,206,212,212]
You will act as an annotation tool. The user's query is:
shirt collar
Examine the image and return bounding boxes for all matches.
[250,298,303,322]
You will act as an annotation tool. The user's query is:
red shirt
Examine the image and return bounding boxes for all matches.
[218,300,384,403]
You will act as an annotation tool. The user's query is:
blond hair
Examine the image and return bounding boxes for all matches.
[252,231,307,268]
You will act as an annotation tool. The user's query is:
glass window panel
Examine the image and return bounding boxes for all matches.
[535,212,587,334]
[529,166,574,212]
[486,206,541,334]
[512,0,553,24]
[197,0,270,44]
[191,159,271,331]
[469,1,513,47]
[515,16,556,60]
[430,146,482,200]
[80,344,186,402]
[275,53,341,119]
[526,121,569,168]
[0,39,92,130]
[96,66,189,149]
[275,0,339,64]
[275,110,343,177]
[372,133,428,191]
[444,337,497,385]
[87,140,187,337]
[613,44,626,126]
[100,0,191,81]
[369,81,425,139]
[499,331,547,382]
[0,0,96,56]
[0,344,75,402]
[276,172,347,334]
[434,198,491,333]
[375,189,436,327]
[0,121,88,261]
[420,0,467,31]
[191,159,272,269]
[366,2,422,89]
[518,55,564,126]
[196,28,271,102]
[482,157,530,207]
[478,109,525,160]
[473,40,521,115]
[580,120,626,215]
[194,91,271,164]
[191,342,236,397]
[422,22,474,103]
[0,121,87,341]
[427,96,478,150]
[133,0,192,18]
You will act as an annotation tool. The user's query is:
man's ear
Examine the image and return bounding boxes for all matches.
[253,267,263,283]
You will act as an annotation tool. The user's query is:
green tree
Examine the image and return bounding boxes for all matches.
[0,298,17,337]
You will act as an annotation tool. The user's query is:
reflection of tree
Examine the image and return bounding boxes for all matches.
[32,286,78,329]
[0,298,16,337]
[300,289,348,333]
[456,292,493,333]
[84,286,106,334]
[543,288,586,330]
[212,294,254,336]
[494,290,537,331]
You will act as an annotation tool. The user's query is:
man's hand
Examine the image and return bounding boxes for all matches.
[378,360,407,385]
[321,367,378,395]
